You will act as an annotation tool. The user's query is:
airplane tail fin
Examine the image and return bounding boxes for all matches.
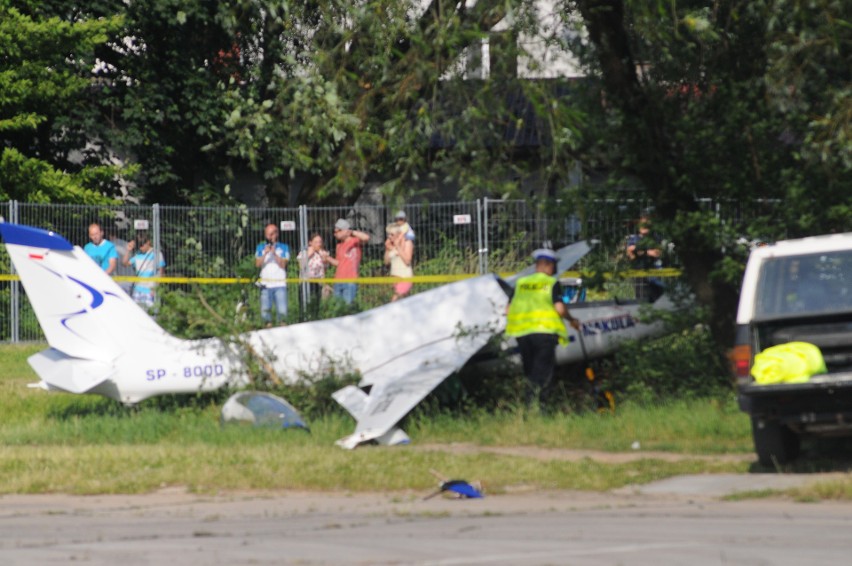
[0,223,173,364]
[28,348,116,395]
[503,240,592,285]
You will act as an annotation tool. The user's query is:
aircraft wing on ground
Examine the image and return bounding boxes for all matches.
[246,273,508,448]
[333,326,496,449]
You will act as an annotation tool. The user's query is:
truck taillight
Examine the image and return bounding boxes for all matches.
[729,344,752,379]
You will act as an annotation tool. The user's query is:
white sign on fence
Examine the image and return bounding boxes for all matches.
[280,220,296,232]
[134,219,150,230]
[453,214,472,225]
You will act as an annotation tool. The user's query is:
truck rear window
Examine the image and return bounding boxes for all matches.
[755,250,852,317]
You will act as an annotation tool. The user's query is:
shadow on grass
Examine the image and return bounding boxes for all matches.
[45,390,231,421]
[46,399,132,420]
[748,436,852,474]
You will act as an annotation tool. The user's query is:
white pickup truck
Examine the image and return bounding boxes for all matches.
[732,233,852,466]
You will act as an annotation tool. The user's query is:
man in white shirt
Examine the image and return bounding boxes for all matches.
[255,223,290,327]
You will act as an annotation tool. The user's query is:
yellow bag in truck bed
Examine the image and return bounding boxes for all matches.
[751,341,827,385]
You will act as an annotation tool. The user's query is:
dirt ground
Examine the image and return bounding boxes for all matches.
[3,449,847,565]
[1,468,844,564]
[412,443,755,464]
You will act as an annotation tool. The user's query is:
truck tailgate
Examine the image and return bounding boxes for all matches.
[739,371,852,429]
[740,371,852,396]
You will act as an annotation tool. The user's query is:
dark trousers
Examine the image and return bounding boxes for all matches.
[306,282,322,318]
[298,283,323,320]
[516,333,559,407]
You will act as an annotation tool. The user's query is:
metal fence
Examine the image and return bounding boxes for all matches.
[0,197,780,342]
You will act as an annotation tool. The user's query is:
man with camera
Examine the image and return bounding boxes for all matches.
[625,214,665,301]
[255,222,290,327]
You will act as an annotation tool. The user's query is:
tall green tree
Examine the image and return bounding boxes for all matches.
[563,0,850,346]
[24,0,262,204]
[0,1,123,203]
[217,0,584,205]
[19,1,582,207]
[764,0,851,231]
[78,0,242,204]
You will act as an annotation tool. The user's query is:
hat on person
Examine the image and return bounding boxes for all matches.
[335,218,350,231]
[394,210,406,220]
[532,248,558,263]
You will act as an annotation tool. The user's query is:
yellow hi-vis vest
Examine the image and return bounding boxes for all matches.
[506,272,568,345]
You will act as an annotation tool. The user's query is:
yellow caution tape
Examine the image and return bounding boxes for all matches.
[0,268,682,285]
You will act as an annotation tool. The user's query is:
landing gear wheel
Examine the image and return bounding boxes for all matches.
[751,417,800,467]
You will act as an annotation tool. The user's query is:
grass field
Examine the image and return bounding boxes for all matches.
[3,342,848,499]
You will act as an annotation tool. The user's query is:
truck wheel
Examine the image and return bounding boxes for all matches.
[751,417,800,467]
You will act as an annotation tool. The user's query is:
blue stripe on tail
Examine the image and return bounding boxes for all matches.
[0,223,74,251]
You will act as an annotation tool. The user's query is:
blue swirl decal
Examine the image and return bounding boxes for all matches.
[59,277,121,337]
[68,276,104,309]
[61,309,89,334]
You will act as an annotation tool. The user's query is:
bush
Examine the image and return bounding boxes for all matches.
[267,369,361,420]
[601,323,732,404]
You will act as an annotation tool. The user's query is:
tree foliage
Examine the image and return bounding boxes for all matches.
[764,0,851,232]
[16,0,581,206]
[215,0,584,205]
[0,1,123,203]
[4,0,847,351]
[563,0,850,346]
[80,0,242,204]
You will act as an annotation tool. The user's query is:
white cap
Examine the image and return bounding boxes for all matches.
[532,248,558,262]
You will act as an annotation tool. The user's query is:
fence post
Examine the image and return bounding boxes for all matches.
[151,203,160,251]
[10,200,19,343]
[476,199,485,274]
[298,204,308,321]
[152,203,161,256]
[481,197,490,274]
[152,203,161,313]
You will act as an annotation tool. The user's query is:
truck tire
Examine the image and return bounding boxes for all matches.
[751,417,800,467]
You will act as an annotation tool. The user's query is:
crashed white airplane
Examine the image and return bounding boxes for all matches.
[0,222,674,448]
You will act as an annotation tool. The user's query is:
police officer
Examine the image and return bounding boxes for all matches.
[506,248,581,408]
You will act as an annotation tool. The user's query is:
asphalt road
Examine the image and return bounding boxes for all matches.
[2,474,851,565]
